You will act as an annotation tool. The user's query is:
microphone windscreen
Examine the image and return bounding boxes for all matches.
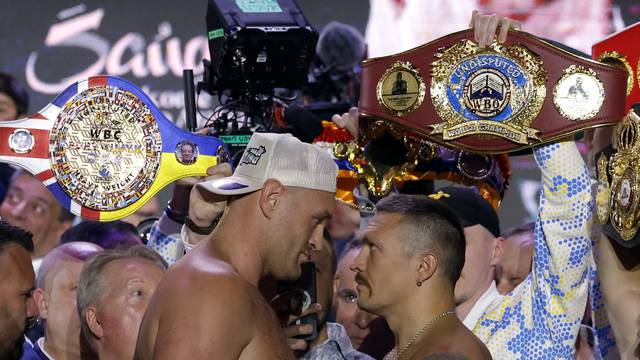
[316,21,365,72]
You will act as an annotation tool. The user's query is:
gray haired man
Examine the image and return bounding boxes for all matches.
[24,242,103,360]
[77,245,167,360]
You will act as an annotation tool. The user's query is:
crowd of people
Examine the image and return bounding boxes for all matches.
[0,9,639,360]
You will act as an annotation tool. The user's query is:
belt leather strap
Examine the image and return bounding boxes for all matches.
[359,29,627,153]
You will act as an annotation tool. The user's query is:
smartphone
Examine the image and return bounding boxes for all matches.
[276,262,318,342]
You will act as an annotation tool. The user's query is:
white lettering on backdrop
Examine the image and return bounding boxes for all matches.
[25,7,210,94]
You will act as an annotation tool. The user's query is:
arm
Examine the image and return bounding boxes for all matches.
[476,142,592,358]
[531,141,592,349]
[146,218,184,265]
[594,233,640,359]
[145,183,191,264]
[146,164,231,264]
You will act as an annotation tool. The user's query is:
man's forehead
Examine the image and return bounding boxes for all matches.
[463,224,494,241]
[47,259,84,286]
[364,212,402,235]
[1,245,35,283]
[105,257,148,271]
[12,174,54,200]
[289,186,334,201]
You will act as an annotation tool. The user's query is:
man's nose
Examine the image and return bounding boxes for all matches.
[308,227,325,252]
[349,249,365,273]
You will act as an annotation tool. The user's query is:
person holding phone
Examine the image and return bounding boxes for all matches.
[274,230,374,360]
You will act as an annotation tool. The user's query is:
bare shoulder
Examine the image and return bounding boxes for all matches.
[144,251,259,359]
[424,320,493,360]
[160,250,259,320]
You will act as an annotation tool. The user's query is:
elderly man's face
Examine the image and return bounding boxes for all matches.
[180,144,194,163]
[454,225,499,305]
[0,173,68,258]
[0,92,19,121]
[0,245,36,360]
[94,258,164,359]
[496,231,533,294]
[38,259,85,353]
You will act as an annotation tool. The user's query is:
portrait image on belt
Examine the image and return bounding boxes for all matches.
[8,128,34,154]
[376,61,426,116]
[175,140,198,165]
[553,65,605,121]
[391,72,408,95]
[568,77,588,99]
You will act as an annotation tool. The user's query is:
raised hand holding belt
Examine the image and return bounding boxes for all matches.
[0,75,229,221]
[359,28,628,153]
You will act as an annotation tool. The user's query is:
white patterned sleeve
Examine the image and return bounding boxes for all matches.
[474,141,592,359]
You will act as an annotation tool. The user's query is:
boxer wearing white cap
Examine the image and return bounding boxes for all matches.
[136,133,338,360]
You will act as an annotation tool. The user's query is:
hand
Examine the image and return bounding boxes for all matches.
[183,163,231,246]
[188,163,232,227]
[469,10,521,48]
[281,303,322,351]
[331,106,359,139]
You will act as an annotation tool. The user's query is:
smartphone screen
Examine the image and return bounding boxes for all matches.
[275,262,318,341]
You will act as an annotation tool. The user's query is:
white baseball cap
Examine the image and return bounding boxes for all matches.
[198,132,338,195]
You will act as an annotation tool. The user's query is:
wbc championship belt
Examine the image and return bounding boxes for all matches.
[0,76,228,221]
[359,29,628,153]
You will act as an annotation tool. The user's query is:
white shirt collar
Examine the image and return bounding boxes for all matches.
[36,337,55,360]
[463,281,502,330]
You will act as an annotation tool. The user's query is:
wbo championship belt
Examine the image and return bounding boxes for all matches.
[0,75,228,221]
[359,29,628,153]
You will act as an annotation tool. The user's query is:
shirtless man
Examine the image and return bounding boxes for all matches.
[136,133,338,359]
[351,194,491,359]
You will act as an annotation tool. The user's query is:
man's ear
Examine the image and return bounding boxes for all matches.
[490,236,506,267]
[85,307,103,339]
[417,252,438,284]
[32,288,48,320]
[259,179,286,219]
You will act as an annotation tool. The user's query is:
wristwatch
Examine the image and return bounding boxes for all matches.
[164,204,187,224]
